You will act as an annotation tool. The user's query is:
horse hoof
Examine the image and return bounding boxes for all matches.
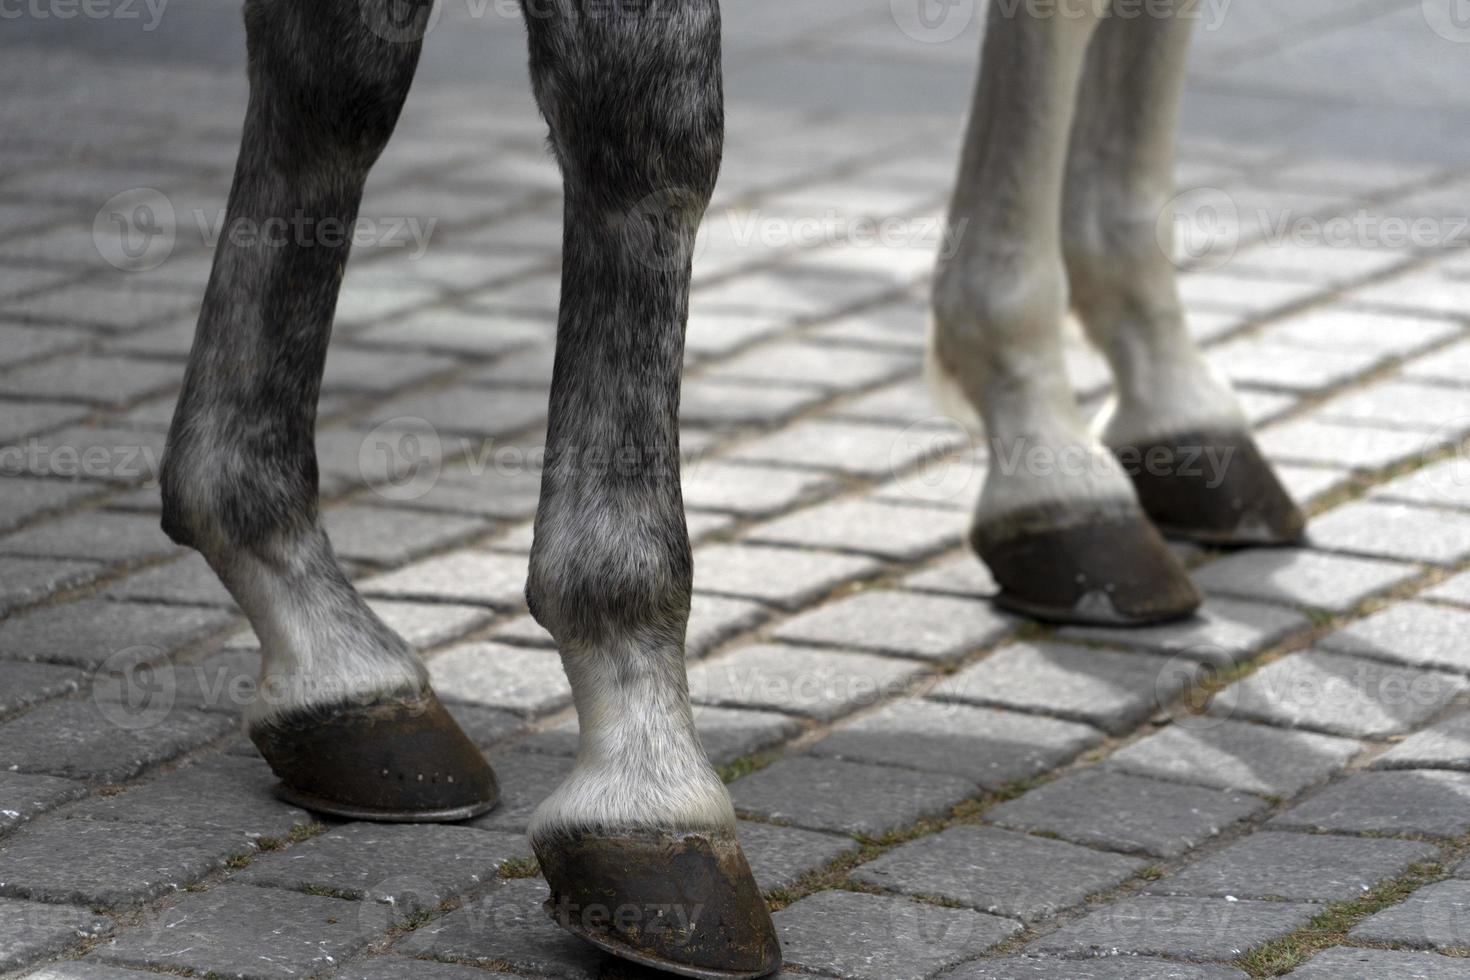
[974,508,1201,626]
[535,828,782,979]
[1117,429,1306,546]
[249,691,498,822]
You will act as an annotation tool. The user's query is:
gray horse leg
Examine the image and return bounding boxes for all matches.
[160,0,496,821]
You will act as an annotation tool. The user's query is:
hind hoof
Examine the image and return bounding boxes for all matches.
[974,509,1201,626]
[535,829,781,979]
[1116,429,1306,547]
[249,691,498,822]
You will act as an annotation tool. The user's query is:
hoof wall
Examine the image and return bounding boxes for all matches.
[975,510,1201,626]
[536,829,781,979]
[1117,429,1306,546]
[249,691,498,823]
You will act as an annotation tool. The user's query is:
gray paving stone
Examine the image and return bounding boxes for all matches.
[64,755,311,841]
[1208,339,1382,393]
[1285,947,1470,980]
[693,543,882,610]
[321,344,457,394]
[396,877,606,979]
[1277,464,1352,506]
[932,641,1200,735]
[745,497,962,561]
[903,556,998,599]
[852,825,1145,922]
[1375,711,1470,771]
[1030,895,1319,960]
[681,376,828,427]
[9,426,168,485]
[391,461,543,522]
[100,553,236,607]
[1148,831,1439,902]
[729,418,967,478]
[729,756,978,837]
[773,590,1014,662]
[441,701,526,748]
[808,699,1101,789]
[0,897,108,973]
[0,660,85,714]
[368,385,547,440]
[0,770,86,834]
[688,644,924,721]
[0,819,251,907]
[357,549,529,608]
[1370,458,1470,516]
[774,890,1020,980]
[94,883,373,979]
[1259,418,1436,471]
[1321,379,1470,433]
[0,402,89,444]
[1059,599,1310,666]
[1272,771,1470,837]
[20,962,162,980]
[1191,549,1418,613]
[464,752,574,834]
[1263,308,1457,357]
[238,822,527,909]
[0,599,234,669]
[0,511,179,564]
[427,641,571,717]
[1350,879,1470,950]
[949,958,1250,979]
[682,460,837,517]
[986,770,1267,858]
[1107,720,1362,797]
[332,956,533,980]
[0,354,178,408]
[0,324,92,369]
[1310,500,1470,566]
[1322,601,1470,674]
[737,820,859,893]
[1424,571,1470,607]
[707,339,913,392]
[1215,650,1467,738]
[686,593,770,658]
[0,476,98,533]
[0,698,234,783]
[321,505,491,567]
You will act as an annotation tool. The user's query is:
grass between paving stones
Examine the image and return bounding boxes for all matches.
[498,856,540,879]
[255,822,327,851]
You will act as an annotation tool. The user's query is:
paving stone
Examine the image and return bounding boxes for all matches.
[707,340,913,392]
[1059,599,1310,666]
[1405,339,1470,387]
[683,309,782,360]
[1321,379,1470,433]
[0,354,178,407]
[357,549,529,608]
[1375,711,1470,771]
[729,418,967,478]
[100,553,236,607]
[1350,879,1470,950]
[729,756,978,837]
[9,425,168,484]
[464,752,574,834]
[441,701,527,748]
[1148,831,1439,902]
[238,822,527,909]
[1272,770,1470,837]
[1190,548,1418,613]
[0,770,86,833]
[0,698,234,783]
[1030,895,1318,960]
[773,590,1014,662]
[693,543,881,610]
[932,640,1200,735]
[1310,500,1470,566]
[737,820,859,893]
[681,460,837,516]
[1277,464,1352,506]
[1207,338,1383,393]
[1322,601,1470,674]
[1424,571,1470,607]
[0,401,89,444]
[0,897,108,973]
[681,376,828,427]
[0,660,85,714]
[852,825,1145,922]
[1215,650,1467,738]
[1373,458,1470,512]
[18,961,161,979]
[427,641,570,717]
[685,593,770,658]
[321,505,491,567]
[745,497,962,561]
[774,890,1020,980]
[94,883,373,979]
[369,385,547,440]
[948,958,1250,979]
[65,755,312,841]
[688,644,924,721]
[1285,947,1470,980]
[1259,418,1437,470]
[332,956,532,980]
[1108,720,1362,797]
[0,819,251,907]
[396,877,606,979]
[321,344,458,394]
[1263,308,1457,357]
[986,770,1267,858]
[902,556,998,599]
[808,699,1101,789]
[0,511,178,564]
[0,599,234,669]
[392,461,544,522]
[0,475,97,532]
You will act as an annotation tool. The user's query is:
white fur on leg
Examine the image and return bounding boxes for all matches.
[1089,349,1247,449]
[529,637,734,842]
[210,530,428,727]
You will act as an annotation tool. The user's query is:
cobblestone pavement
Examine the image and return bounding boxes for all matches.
[5,0,1470,978]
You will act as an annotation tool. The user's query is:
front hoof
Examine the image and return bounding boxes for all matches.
[249,691,498,823]
[974,509,1201,626]
[1116,429,1306,546]
[535,829,781,979]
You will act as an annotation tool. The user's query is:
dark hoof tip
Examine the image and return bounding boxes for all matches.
[535,829,781,979]
[249,691,498,823]
[1116,429,1307,547]
[975,509,1201,626]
